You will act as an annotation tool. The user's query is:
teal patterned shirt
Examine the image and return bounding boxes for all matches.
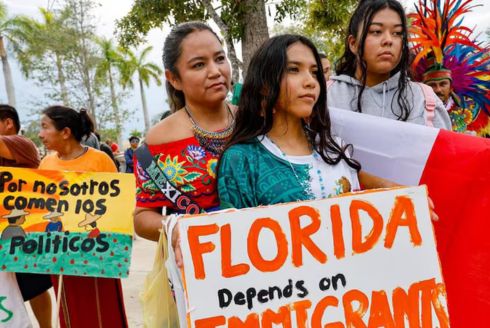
[218,137,360,209]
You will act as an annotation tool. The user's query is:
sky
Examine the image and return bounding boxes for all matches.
[2,0,490,139]
[3,0,168,140]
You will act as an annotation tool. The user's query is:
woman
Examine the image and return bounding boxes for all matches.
[218,34,398,209]
[38,106,127,327]
[133,21,233,242]
[327,0,451,129]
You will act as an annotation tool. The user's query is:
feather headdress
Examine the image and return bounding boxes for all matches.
[409,0,490,135]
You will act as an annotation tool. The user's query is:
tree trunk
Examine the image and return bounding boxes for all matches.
[0,37,16,107]
[81,61,97,126]
[225,34,241,83]
[200,0,243,83]
[80,47,97,126]
[241,0,269,77]
[55,53,69,105]
[139,77,150,133]
[108,65,122,146]
[71,0,97,127]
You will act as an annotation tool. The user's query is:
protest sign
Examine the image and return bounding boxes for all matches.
[178,186,448,327]
[0,167,135,278]
[0,272,31,327]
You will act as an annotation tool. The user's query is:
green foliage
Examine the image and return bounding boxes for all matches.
[274,0,306,22]
[129,129,143,138]
[13,7,75,78]
[305,0,356,62]
[12,0,116,127]
[94,37,123,85]
[21,119,41,148]
[115,0,205,48]
[94,37,127,142]
[98,128,119,143]
[115,0,305,47]
[306,0,356,31]
[273,0,356,64]
[119,46,162,89]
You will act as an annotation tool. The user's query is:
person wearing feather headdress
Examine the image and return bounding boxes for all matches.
[421,57,476,134]
[409,0,490,135]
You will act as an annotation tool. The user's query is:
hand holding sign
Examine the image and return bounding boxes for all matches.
[169,220,183,268]
[175,186,448,327]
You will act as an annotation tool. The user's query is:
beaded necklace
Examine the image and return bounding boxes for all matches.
[266,135,302,184]
[266,135,328,198]
[312,152,328,199]
[184,105,234,155]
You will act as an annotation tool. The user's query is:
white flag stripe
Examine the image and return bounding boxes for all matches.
[330,107,439,185]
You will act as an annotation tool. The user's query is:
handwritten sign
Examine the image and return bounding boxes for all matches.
[0,272,31,327]
[179,186,449,327]
[0,167,135,278]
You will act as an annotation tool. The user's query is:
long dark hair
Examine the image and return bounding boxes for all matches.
[336,0,412,121]
[42,106,93,142]
[226,34,361,171]
[162,21,222,112]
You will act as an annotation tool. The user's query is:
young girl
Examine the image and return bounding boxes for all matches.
[218,34,395,209]
[327,0,451,129]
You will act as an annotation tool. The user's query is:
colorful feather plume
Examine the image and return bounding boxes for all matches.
[409,0,490,135]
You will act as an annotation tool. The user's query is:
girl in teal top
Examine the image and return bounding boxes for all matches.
[218,34,395,209]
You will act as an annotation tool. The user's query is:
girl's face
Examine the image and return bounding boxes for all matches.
[39,115,65,151]
[275,42,320,120]
[350,8,403,84]
[166,30,231,109]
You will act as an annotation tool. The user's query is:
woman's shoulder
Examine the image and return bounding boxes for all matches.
[223,139,261,156]
[84,146,112,162]
[220,139,262,166]
[328,75,360,88]
[85,147,117,172]
[145,110,193,146]
[86,146,110,158]
[38,152,57,169]
[327,75,360,106]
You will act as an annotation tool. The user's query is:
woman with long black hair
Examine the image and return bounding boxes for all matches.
[327,0,451,129]
[132,21,235,275]
[218,34,395,209]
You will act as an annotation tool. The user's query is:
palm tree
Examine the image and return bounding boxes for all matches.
[0,2,33,107]
[120,46,162,132]
[17,8,74,105]
[95,37,124,145]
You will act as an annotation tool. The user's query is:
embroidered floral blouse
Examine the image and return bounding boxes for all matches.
[134,137,220,213]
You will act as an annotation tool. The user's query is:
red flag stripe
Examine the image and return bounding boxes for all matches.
[420,129,490,328]
[331,108,490,327]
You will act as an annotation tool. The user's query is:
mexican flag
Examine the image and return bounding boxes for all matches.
[331,108,490,327]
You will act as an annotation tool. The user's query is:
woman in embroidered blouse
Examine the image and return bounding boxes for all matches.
[218,34,398,209]
[133,21,234,243]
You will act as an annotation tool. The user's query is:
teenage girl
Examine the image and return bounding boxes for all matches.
[218,34,398,209]
[327,0,451,129]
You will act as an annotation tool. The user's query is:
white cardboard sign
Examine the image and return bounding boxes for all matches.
[179,186,449,327]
